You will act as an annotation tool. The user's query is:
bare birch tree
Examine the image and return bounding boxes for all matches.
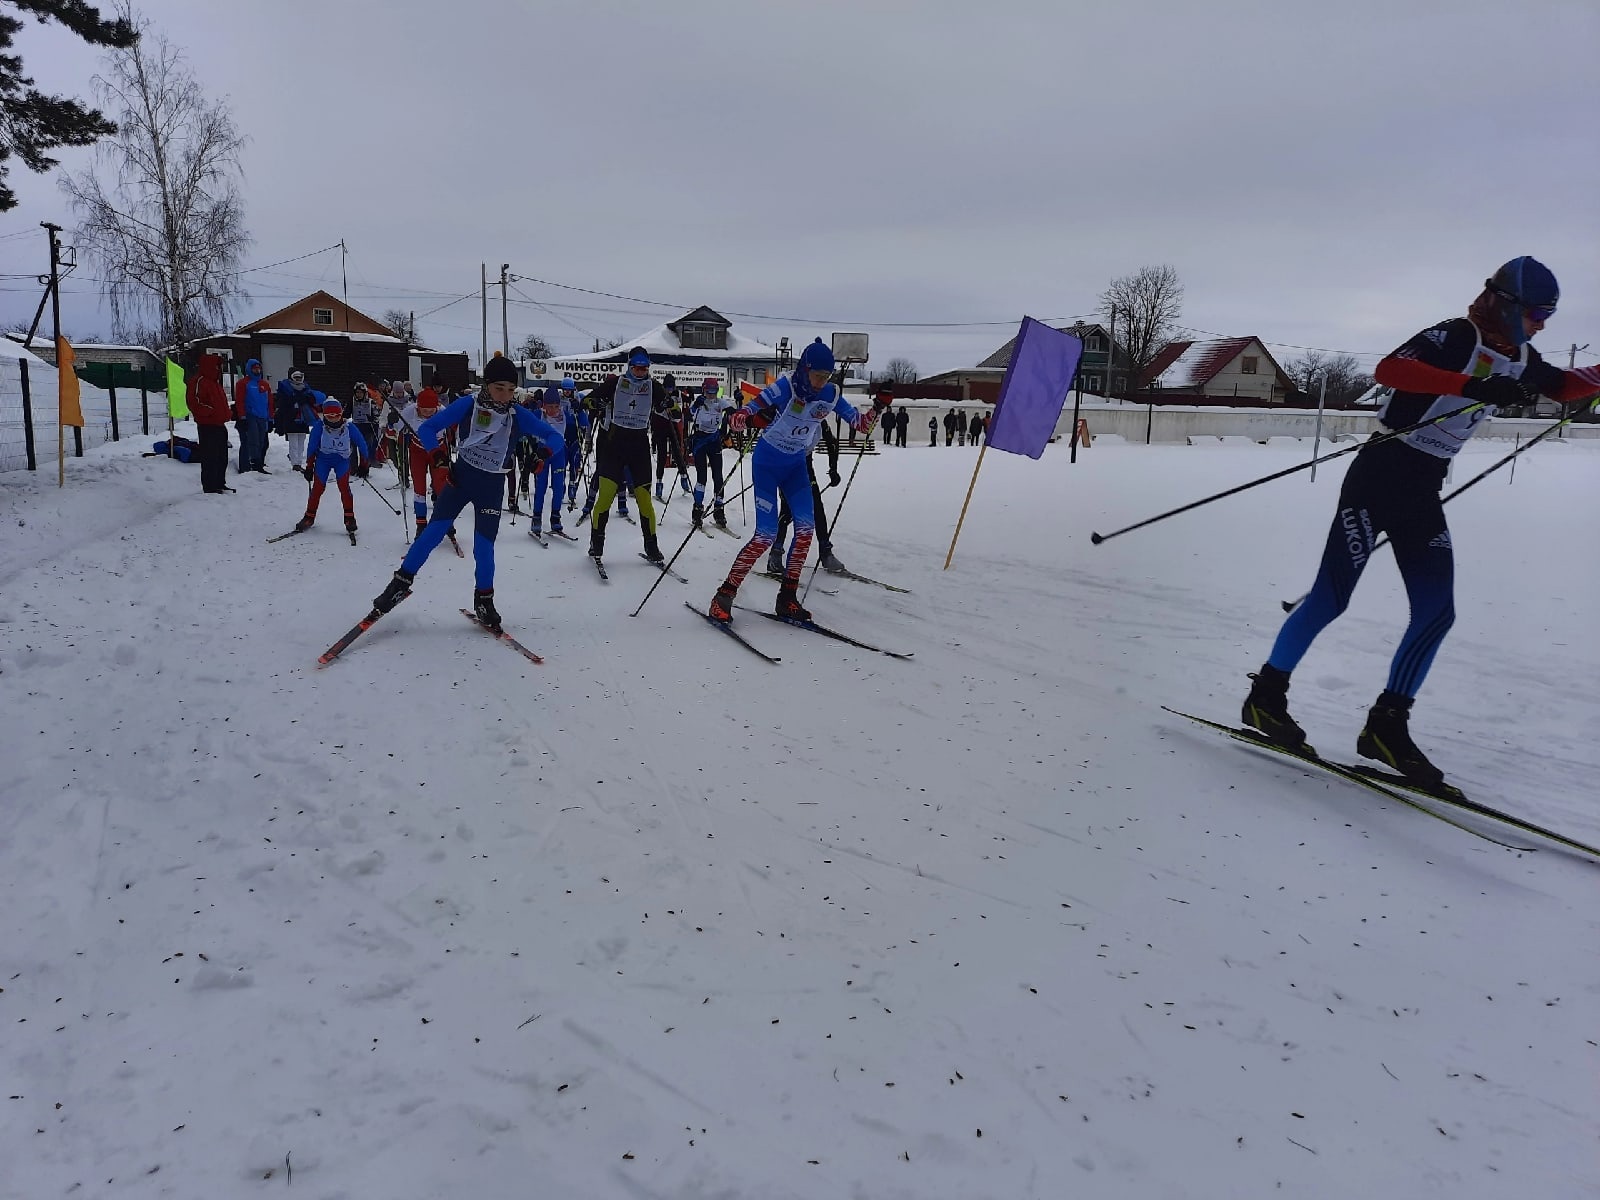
[871,356,919,386]
[60,5,248,347]
[1098,264,1184,384]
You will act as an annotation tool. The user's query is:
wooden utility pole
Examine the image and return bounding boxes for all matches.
[499,264,510,359]
[480,263,487,373]
[44,222,67,485]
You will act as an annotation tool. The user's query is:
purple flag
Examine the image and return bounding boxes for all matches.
[985,317,1084,460]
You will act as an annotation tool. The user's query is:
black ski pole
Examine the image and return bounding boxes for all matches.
[358,470,398,518]
[801,433,868,604]
[1280,412,1581,613]
[631,447,750,619]
[1089,400,1486,545]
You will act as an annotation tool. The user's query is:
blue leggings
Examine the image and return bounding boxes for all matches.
[532,448,574,521]
[1269,446,1454,698]
[401,462,505,590]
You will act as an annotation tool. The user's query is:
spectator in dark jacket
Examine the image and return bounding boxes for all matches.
[928,415,938,446]
[943,408,957,446]
[232,357,273,472]
[894,405,909,446]
[956,408,969,446]
[969,414,985,445]
[274,369,324,471]
[187,353,233,494]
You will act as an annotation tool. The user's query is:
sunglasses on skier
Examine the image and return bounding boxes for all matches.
[1488,281,1556,322]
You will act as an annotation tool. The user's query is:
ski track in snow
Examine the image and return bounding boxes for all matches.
[1,432,1597,1199]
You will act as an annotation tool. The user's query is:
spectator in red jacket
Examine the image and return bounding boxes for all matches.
[187,353,233,494]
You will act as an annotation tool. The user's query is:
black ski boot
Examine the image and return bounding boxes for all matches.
[1242,663,1313,754]
[775,586,812,623]
[472,588,502,633]
[344,511,358,534]
[712,504,728,529]
[1358,691,1445,791]
[766,545,785,576]
[588,514,607,560]
[691,501,705,526]
[372,568,414,614]
[819,549,847,574]
[642,530,665,564]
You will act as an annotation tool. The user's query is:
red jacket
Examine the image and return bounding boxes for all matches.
[187,355,230,426]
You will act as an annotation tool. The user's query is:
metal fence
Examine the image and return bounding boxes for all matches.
[0,356,163,473]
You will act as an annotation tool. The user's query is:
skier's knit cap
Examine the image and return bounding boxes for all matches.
[482,355,519,385]
[798,337,835,375]
[1490,256,1559,309]
[628,347,651,367]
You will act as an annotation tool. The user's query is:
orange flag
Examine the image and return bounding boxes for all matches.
[56,337,84,427]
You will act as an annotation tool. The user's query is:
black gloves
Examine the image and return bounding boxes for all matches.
[828,468,841,488]
[1460,374,1533,408]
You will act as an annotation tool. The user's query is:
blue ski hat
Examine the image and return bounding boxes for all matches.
[627,347,651,368]
[560,376,576,391]
[798,337,835,376]
[1486,256,1558,345]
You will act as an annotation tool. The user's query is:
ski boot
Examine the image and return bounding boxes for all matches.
[708,583,737,623]
[295,514,315,532]
[372,568,414,614]
[775,586,812,623]
[344,512,358,534]
[766,545,785,576]
[680,474,692,494]
[819,549,847,575]
[472,588,502,633]
[1358,691,1445,791]
[1241,664,1313,754]
[654,480,665,502]
[617,501,631,520]
[713,504,728,529]
[588,520,606,561]
[642,530,665,564]
[691,501,705,526]
[549,515,564,537]
[529,515,542,537]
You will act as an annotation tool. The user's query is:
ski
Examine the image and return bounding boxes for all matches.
[460,609,544,664]
[685,601,780,663]
[616,512,637,525]
[640,553,688,584]
[1161,707,1535,851]
[527,529,548,547]
[317,604,394,667]
[756,570,836,595]
[1342,764,1599,860]
[266,527,307,543]
[828,567,910,593]
[448,533,465,558]
[744,609,913,659]
[590,556,609,582]
[711,523,741,538]
[547,529,580,541]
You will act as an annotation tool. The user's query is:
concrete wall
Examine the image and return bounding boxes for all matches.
[1057,401,1599,444]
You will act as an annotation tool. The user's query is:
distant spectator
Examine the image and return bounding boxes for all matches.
[943,408,957,446]
[928,415,938,446]
[232,357,273,472]
[895,405,909,446]
[187,353,233,494]
[274,368,324,472]
[970,414,985,445]
[956,408,969,446]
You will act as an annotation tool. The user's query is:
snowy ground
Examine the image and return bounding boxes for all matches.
[2,428,1597,1200]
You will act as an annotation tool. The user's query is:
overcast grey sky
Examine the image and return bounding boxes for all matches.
[4,0,1598,376]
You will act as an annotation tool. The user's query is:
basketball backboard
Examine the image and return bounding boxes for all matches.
[831,332,869,364]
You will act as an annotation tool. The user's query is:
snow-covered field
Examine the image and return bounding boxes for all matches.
[2,428,1597,1200]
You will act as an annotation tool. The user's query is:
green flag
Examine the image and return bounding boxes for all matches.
[166,358,188,419]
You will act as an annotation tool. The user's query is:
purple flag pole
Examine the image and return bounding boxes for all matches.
[945,317,1084,569]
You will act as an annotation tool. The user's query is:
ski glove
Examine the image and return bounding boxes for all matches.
[746,405,775,431]
[531,443,553,474]
[1460,374,1534,409]
[828,468,842,488]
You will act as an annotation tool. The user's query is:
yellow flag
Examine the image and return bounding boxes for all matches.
[56,337,84,427]
[166,357,189,419]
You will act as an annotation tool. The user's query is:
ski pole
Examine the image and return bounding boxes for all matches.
[1280,413,1580,613]
[801,438,868,604]
[631,463,753,619]
[1089,401,1486,545]
[360,468,401,514]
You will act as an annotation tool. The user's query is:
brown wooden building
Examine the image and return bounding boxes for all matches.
[191,291,469,397]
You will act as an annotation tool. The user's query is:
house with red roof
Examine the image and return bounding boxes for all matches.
[1136,336,1295,405]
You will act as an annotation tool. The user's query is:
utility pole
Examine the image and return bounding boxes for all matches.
[340,239,349,331]
[43,222,67,485]
[1569,343,1589,369]
[500,263,510,360]
[1105,304,1116,399]
[480,263,487,374]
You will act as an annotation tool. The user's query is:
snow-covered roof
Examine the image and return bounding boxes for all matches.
[1149,337,1255,389]
[246,328,406,344]
[0,338,54,369]
[557,321,775,363]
